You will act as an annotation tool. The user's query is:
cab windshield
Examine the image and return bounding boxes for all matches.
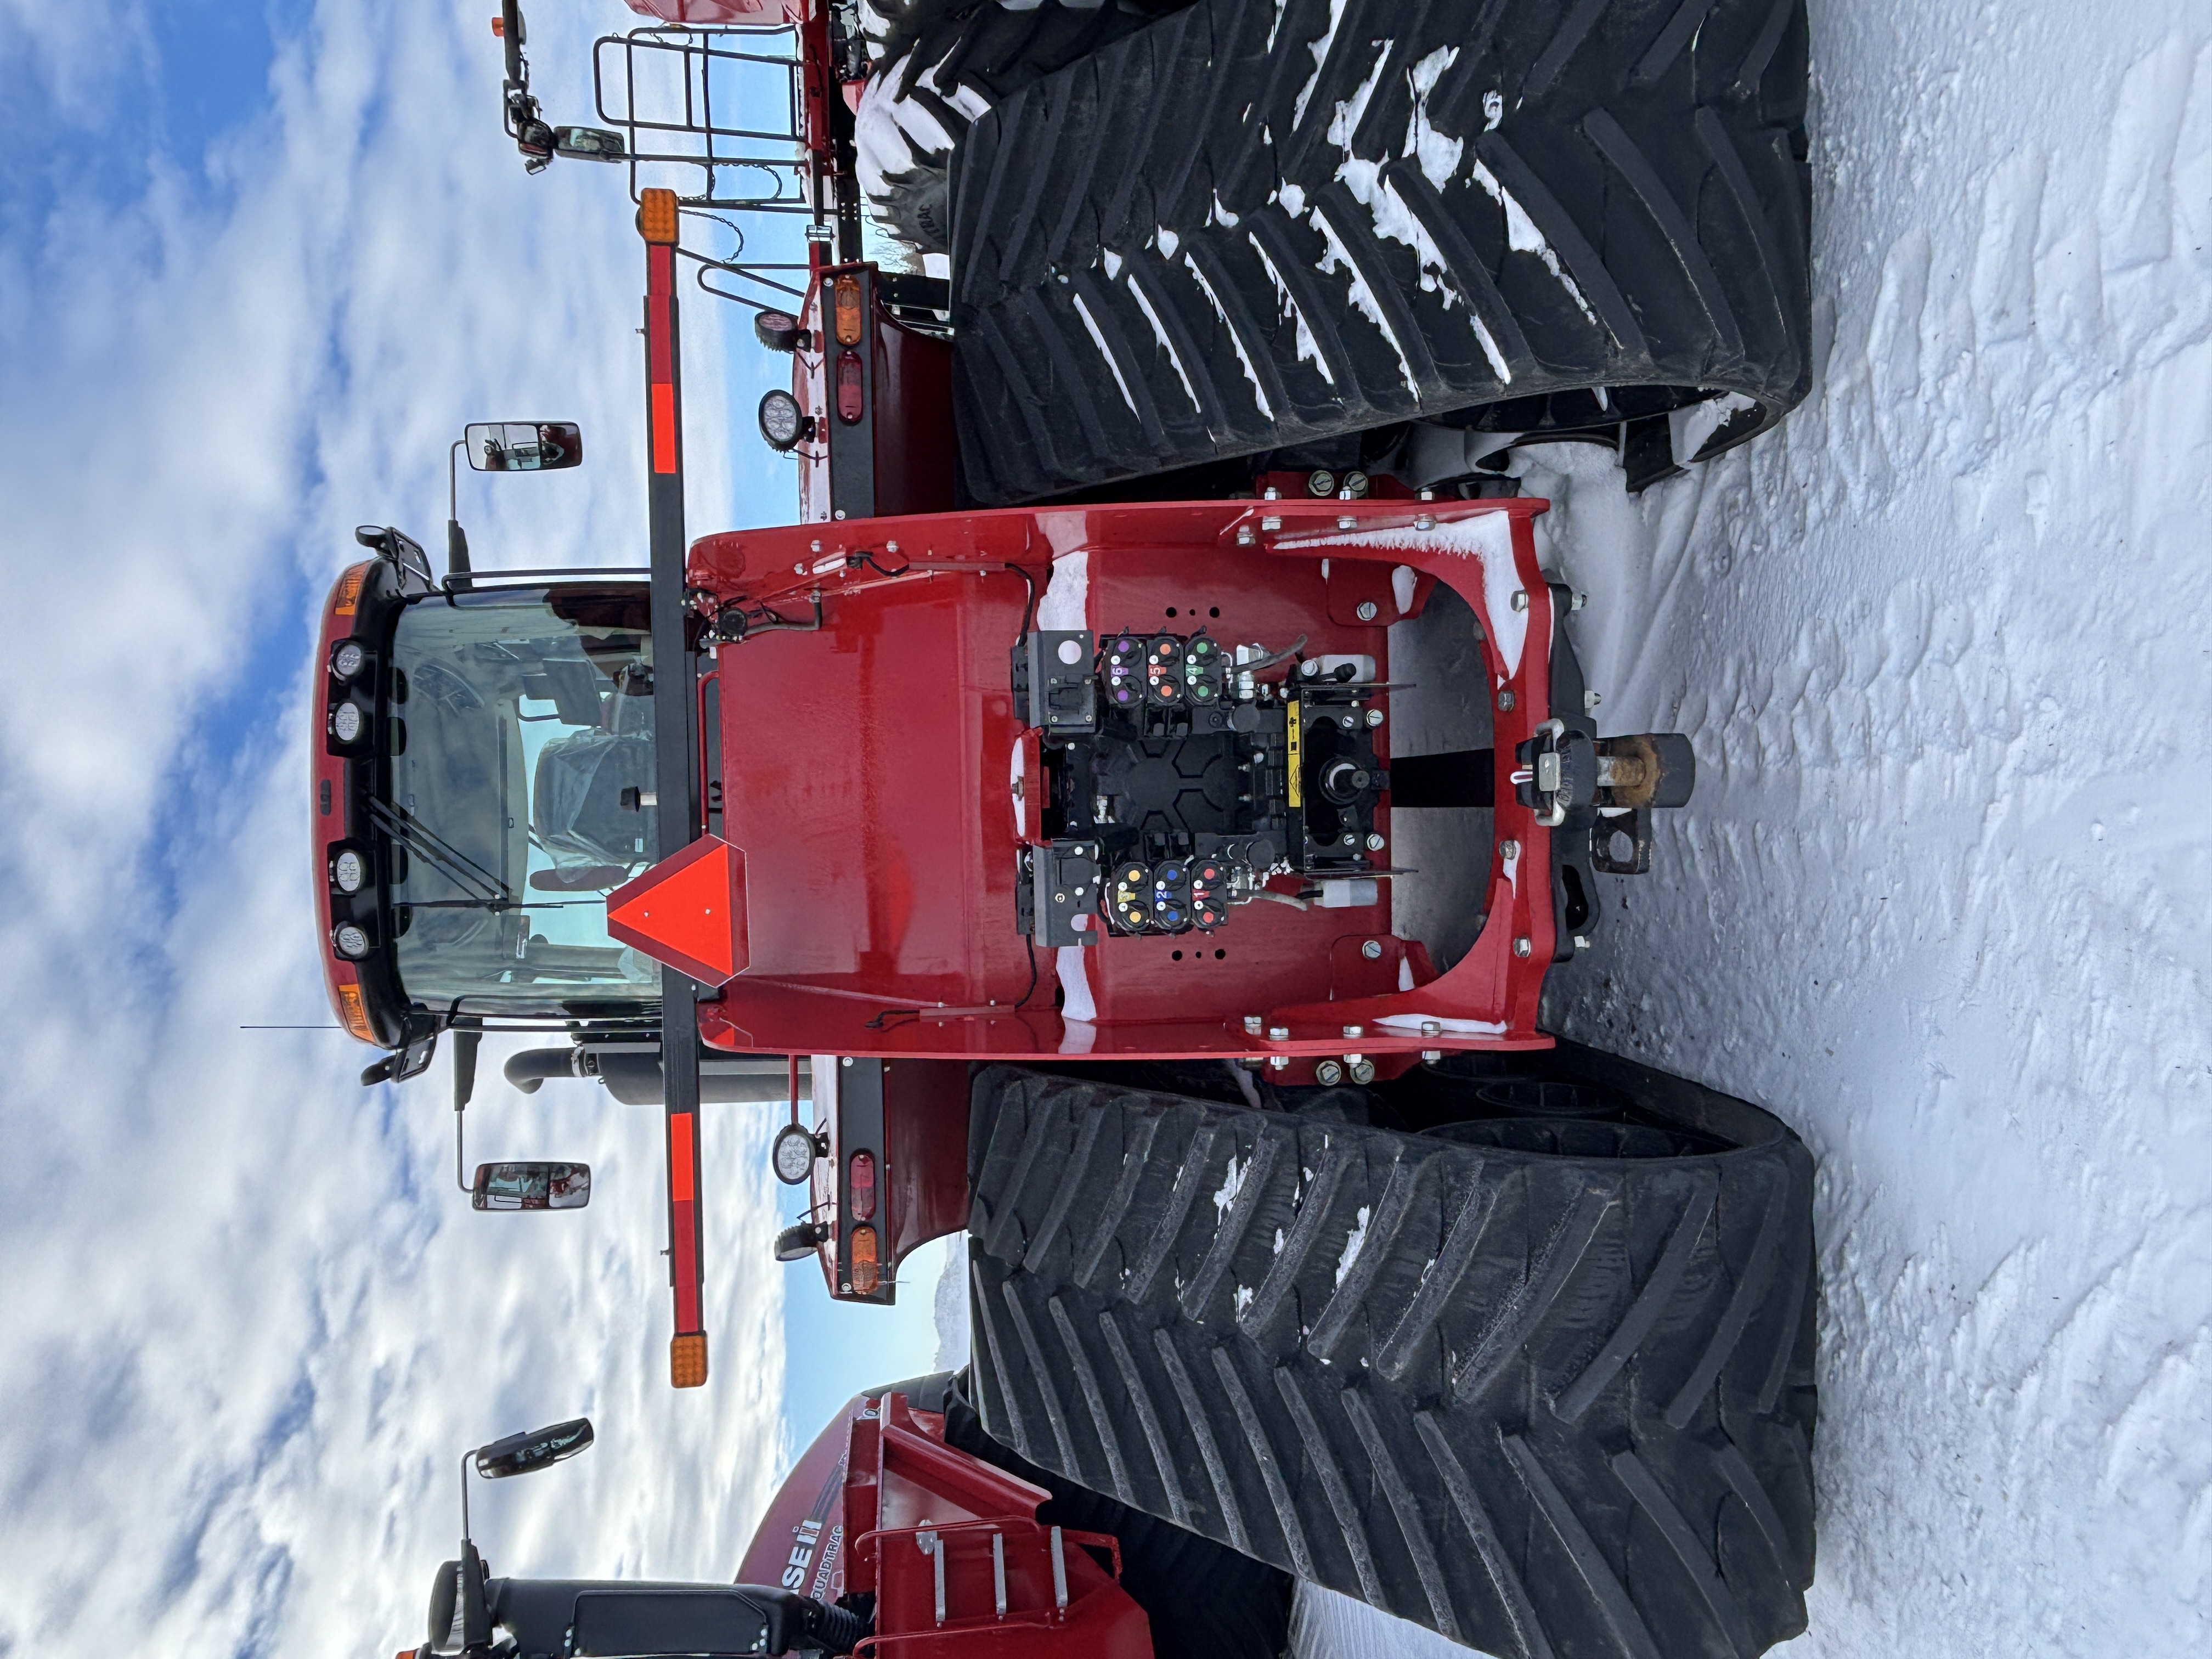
[384,584,661,1015]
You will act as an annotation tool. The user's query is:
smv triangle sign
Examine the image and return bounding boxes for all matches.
[605,835,748,986]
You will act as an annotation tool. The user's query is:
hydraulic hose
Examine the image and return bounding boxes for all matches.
[803,1599,869,1656]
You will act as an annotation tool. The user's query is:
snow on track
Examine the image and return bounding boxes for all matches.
[1297,4,2212,1656]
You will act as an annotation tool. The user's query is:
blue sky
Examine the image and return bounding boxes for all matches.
[0,3,935,1654]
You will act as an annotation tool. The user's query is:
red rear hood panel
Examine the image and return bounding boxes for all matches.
[738,1391,865,1602]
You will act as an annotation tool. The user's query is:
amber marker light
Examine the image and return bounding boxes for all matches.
[833,274,863,345]
[670,1331,708,1389]
[638,187,680,246]
[334,562,368,617]
[336,981,374,1042]
[848,1223,881,1294]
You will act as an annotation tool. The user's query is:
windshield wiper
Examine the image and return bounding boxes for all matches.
[402,897,606,911]
[370,798,509,907]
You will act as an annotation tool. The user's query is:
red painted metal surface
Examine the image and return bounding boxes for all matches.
[622,0,804,21]
[848,1395,1153,1659]
[738,1389,1154,1657]
[882,1061,972,1265]
[666,1107,702,1334]
[738,1389,863,1601]
[872,311,956,517]
[647,246,680,473]
[661,496,1556,1066]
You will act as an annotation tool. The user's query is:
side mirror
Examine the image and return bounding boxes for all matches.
[471,1161,591,1210]
[473,1416,594,1480]
[465,421,583,472]
[554,126,627,162]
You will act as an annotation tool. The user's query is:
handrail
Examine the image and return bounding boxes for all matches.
[587,20,848,315]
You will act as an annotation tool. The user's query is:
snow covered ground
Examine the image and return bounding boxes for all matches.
[1285,4,2212,1656]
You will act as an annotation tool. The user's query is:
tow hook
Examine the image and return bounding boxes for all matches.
[1516,723,1697,950]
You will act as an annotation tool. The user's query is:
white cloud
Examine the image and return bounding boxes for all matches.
[0,3,789,1655]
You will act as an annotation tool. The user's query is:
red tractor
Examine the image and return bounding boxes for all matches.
[346,4,1821,1656]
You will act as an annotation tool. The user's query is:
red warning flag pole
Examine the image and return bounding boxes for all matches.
[638,187,709,1390]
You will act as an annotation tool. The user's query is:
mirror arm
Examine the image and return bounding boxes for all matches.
[447,442,473,589]
[454,1027,482,1193]
[460,1447,474,1544]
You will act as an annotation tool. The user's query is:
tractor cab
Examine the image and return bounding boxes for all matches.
[313,529,664,1068]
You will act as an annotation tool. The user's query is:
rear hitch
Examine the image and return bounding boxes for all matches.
[1516,723,1695,826]
[1516,718,1697,954]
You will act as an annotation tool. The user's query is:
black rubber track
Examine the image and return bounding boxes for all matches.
[947,0,1812,503]
[861,1,1196,253]
[963,1055,1818,1659]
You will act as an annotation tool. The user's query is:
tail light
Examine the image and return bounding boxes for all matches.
[847,1149,877,1220]
[835,351,864,423]
[833,275,863,345]
[848,1223,880,1294]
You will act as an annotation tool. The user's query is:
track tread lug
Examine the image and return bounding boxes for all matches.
[1500,1430,1666,1659]
[1001,1273,1083,1476]
[1128,1119,1222,1305]
[1100,1308,1194,1527]
[1663,1168,1790,1429]
[1178,1125,1285,1322]
[1341,1387,1459,1640]
[1239,1137,1352,1338]
[1211,1344,1317,1581]
[1553,1173,1716,1423]
[1272,1364,1384,1605]
[1609,1447,1761,1658]
[1581,106,1748,366]
[1414,1410,1555,1659]
[1374,1160,1499,1383]
[1154,1325,1254,1555]
[1073,1107,1164,1290]
[1049,1293,1135,1502]
[1453,1180,1618,1404]
[1305,1147,1424,1364]
[1023,1101,1111,1273]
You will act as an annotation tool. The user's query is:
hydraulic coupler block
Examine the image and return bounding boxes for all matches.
[1018,842,1103,946]
[1011,630,1098,733]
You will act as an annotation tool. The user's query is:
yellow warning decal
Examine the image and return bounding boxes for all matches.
[1286,700,1302,808]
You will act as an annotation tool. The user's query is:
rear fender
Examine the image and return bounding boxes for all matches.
[810,1058,970,1304]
